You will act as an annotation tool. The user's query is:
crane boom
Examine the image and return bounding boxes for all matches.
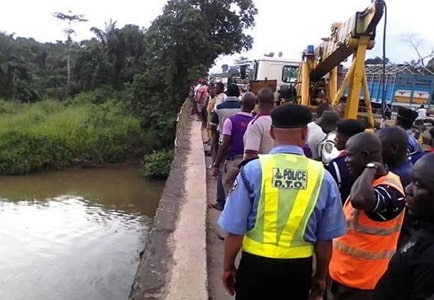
[298,0,386,127]
[311,0,385,81]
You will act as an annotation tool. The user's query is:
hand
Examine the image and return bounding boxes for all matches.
[309,275,326,300]
[212,166,219,177]
[369,161,387,177]
[222,266,237,296]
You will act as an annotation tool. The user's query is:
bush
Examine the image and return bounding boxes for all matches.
[0,99,154,175]
[141,150,174,179]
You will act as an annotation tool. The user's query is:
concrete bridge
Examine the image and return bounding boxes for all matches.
[129,100,228,300]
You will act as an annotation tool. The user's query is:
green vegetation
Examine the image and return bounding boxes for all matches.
[141,150,174,180]
[0,100,148,175]
[0,0,257,177]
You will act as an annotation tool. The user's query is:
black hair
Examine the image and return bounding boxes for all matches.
[215,82,224,91]
[226,84,240,97]
[336,119,366,137]
[316,103,331,118]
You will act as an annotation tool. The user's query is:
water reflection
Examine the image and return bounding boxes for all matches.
[0,164,164,300]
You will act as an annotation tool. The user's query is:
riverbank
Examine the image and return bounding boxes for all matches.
[0,100,150,175]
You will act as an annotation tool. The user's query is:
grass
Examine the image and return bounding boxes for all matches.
[0,99,150,175]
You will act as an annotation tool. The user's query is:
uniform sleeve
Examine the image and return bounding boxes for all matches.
[365,184,405,222]
[314,171,347,241]
[222,118,233,136]
[243,123,261,153]
[218,171,254,235]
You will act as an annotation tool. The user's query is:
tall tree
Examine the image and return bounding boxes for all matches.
[402,33,434,68]
[126,0,257,146]
[53,11,88,96]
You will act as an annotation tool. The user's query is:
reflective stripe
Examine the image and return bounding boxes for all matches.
[243,236,313,259]
[329,172,405,290]
[348,209,402,236]
[243,153,324,259]
[348,221,401,236]
[334,240,396,260]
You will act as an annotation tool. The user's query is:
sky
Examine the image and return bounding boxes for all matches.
[0,0,433,72]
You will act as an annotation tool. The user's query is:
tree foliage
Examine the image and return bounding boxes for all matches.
[365,56,390,65]
[0,0,257,167]
[126,0,257,146]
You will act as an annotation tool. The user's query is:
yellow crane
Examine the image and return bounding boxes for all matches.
[297,0,386,127]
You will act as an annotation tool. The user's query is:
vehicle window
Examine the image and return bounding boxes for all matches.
[282,65,299,83]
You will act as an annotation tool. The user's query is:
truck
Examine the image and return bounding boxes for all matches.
[243,0,387,127]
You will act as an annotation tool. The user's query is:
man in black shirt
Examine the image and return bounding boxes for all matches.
[374,153,434,300]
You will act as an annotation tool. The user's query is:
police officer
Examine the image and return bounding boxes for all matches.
[218,104,347,300]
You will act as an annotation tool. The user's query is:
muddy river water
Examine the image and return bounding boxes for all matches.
[0,163,164,300]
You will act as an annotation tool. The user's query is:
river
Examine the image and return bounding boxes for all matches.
[0,163,165,300]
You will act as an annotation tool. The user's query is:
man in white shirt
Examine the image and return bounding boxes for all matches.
[416,104,427,120]
[243,88,275,160]
[307,103,332,160]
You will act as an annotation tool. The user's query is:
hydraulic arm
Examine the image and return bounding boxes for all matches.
[299,0,385,127]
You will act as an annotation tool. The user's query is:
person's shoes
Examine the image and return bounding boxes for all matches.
[209,203,224,211]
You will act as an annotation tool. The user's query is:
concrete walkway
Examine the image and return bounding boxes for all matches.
[165,119,208,300]
[130,118,208,300]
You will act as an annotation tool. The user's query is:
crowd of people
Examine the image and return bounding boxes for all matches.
[191,78,434,300]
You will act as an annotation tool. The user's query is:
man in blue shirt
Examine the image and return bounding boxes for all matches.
[396,106,421,154]
[218,104,347,300]
[377,126,412,187]
[377,126,415,248]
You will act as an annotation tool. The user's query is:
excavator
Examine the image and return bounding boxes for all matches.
[296,0,386,128]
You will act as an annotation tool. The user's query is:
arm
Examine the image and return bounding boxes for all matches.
[222,234,243,296]
[214,135,231,171]
[218,164,258,296]
[309,173,346,299]
[365,184,405,221]
[350,166,382,211]
[310,240,332,299]
[314,240,332,279]
[213,119,233,176]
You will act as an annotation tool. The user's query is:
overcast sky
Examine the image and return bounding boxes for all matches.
[1,0,432,70]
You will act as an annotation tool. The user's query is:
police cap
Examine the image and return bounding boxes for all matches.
[397,106,417,122]
[271,104,313,128]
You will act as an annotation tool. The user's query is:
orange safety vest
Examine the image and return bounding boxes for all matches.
[329,172,404,290]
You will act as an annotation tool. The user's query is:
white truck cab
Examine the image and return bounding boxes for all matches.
[253,58,300,92]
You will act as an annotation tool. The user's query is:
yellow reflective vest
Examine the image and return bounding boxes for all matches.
[242,153,325,259]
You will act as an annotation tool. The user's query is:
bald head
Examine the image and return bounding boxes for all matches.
[241,92,256,112]
[377,126,408,166]
[345,132,383,176]
[347,132,382,155]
